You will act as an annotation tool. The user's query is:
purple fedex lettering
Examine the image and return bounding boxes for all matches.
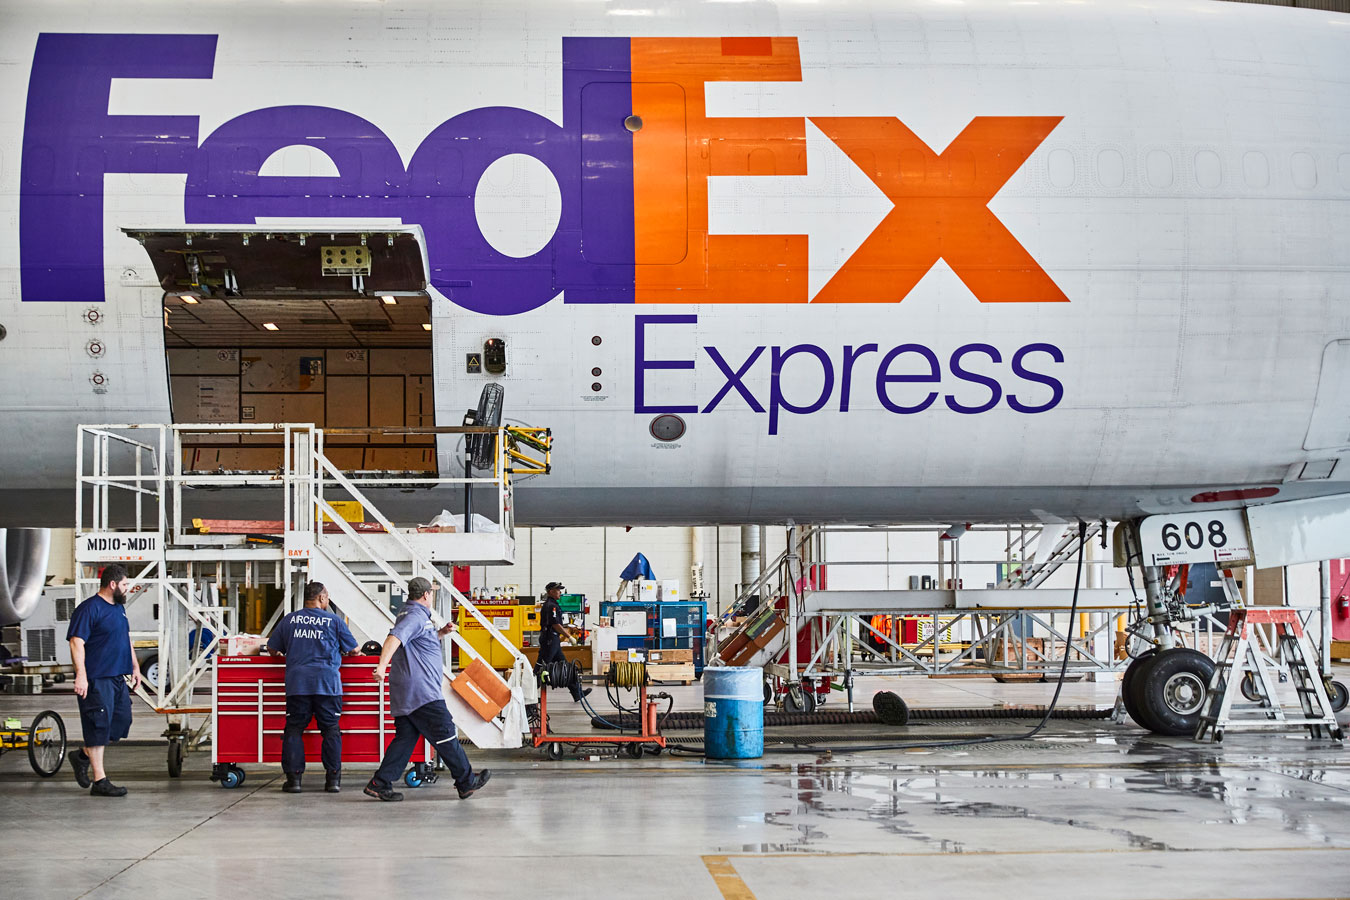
[186,107,406,221]
[185,37,634,315]
[20,34,217,302]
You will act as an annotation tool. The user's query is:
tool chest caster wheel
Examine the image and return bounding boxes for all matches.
[215,764,245,789]
[404,768,423,788]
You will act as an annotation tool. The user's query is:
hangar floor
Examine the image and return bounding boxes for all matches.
[3,673,1348,900]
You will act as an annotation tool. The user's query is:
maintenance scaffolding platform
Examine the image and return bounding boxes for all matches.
[74,421,551,774]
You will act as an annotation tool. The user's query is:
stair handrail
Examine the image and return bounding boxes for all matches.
[308,436,527,668]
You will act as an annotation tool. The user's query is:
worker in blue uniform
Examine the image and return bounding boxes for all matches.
[66,564,140,797]
[267,581,359,794]
[365,576,492,802]
[537,582,590,702]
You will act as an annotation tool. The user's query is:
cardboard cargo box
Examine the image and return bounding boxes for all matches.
[647,663,696,683]
[646,649,693,664]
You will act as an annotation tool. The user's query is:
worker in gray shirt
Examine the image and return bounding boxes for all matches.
[364,576,491,802]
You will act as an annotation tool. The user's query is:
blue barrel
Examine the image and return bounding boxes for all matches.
[703,666,764,759]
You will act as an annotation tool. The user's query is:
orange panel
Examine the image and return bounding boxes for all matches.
[632,37,807,303]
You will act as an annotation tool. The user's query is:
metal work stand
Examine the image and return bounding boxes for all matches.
[1196,608,1344,742]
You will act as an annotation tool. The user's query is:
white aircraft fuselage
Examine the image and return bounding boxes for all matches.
[1,0,1348,526]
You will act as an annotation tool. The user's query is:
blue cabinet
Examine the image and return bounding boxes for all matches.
[599,600,707,675]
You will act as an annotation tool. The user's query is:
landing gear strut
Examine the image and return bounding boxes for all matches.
[1117,523,1217,737]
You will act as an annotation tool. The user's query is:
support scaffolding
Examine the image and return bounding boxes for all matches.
[75,422,551,771]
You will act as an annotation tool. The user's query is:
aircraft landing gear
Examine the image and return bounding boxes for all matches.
[1126,648,1215,736]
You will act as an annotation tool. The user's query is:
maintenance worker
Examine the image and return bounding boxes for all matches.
[66,564,140,797]
[365,576,491,802]
[267,581,359,794]
[537,582,590,702]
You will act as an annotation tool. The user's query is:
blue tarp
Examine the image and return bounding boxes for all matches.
[619,553,655,582]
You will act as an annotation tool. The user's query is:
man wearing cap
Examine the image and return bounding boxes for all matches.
[365,576,491,802]
[537,582,589,703]
[267,581,359,794]
[66,564,140,797]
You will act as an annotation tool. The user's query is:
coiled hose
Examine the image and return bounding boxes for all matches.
[536,659,581,691]
[607,661,647,688]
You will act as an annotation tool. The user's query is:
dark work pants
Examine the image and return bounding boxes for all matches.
[282,694,343,775]
[535,635,582,701]
[371,700,473,791]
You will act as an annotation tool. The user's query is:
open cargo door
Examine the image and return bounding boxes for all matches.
[124,226,438,474]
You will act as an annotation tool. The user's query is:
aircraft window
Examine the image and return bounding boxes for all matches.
[1096,149,1124,188]
[1243,151,1269,188]
[259,144,342,179]
[1047,149,1074,188]
[1194,151,1222,189]
[1146,150,1173,189]
[1339,154,1350,191]
[1291,152,1317,190]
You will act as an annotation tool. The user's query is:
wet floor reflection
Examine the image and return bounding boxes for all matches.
[727,728,1350,855]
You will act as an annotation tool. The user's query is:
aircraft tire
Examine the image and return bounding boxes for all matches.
[1135,648,1215,737]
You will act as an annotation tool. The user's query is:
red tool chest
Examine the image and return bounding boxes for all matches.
[212,655,429,786]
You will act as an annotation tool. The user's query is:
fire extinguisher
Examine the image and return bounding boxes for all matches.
[1338,595,1349,619]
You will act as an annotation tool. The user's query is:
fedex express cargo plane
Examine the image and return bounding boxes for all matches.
[1,0,1349,542]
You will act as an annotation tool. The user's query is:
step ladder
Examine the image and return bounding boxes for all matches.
[1195,607,1344,743]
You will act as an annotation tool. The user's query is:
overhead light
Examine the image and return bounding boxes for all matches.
[179,294,199,304]
[262,322,280,331]
[422,323,432,331]
[381,295,397,305]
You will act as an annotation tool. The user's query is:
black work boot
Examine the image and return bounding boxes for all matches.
[69,750,91,788]
[282,773,303,793]
[325,771,341,793]
[457,769,492,800]
[363,781,403,802]
[90,777,127,797]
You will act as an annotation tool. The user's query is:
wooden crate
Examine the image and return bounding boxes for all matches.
[647,662,696,684]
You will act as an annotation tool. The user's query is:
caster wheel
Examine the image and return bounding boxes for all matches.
[404,769,423,788]
[626,743,644,759]
[167,739,184,778]
[220,765,245,789]
[1326,680,1348,713]
[1240,673,1266,703]
[547,742,564,761]
[785,684,809,713]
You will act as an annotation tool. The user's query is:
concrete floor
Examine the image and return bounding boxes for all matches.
[2,674,1349,900]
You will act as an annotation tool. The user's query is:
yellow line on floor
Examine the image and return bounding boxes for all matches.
[716,846,1350,860]
[703,855,758,900]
